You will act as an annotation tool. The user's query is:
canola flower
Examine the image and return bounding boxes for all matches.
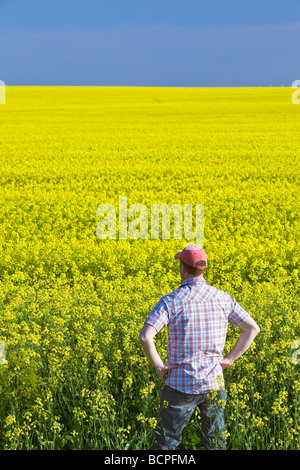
[0,86,299,449]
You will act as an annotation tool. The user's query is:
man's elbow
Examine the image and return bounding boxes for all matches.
[138,329,150,345]
[253,323,260,336]
[139,332,147,344]
[139,323,157,344]
[242,317,260,337]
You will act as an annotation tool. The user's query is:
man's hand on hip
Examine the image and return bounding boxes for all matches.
[155,363,179,384]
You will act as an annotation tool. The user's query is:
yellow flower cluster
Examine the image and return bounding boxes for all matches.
[0,86,299,449]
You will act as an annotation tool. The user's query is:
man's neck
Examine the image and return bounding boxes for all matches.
[182,275,204,281]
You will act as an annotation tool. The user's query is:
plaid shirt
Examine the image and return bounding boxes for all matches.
[145,277,249,394]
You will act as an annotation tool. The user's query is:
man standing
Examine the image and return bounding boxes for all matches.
[139,245,260,450]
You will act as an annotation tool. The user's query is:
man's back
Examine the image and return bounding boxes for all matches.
[145,277,249,394]
[139,246,260,450]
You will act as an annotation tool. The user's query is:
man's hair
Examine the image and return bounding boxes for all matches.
[181,259,206,276]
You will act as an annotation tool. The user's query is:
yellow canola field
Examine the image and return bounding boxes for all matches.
[0,86,299,449]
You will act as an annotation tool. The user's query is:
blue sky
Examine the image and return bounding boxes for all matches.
[1,0,300,86]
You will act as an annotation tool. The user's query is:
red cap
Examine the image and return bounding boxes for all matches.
[174,245,207,269]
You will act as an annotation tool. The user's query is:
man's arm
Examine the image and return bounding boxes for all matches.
[220,315,260,370]
[139,323,178,383]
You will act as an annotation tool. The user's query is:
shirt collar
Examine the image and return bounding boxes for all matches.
[181,277,207,286]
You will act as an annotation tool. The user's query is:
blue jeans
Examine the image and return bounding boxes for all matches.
[153,385,227,450]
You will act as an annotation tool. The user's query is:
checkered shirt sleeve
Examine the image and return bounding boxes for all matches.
[144,296,169,333]
[228,296,249,327]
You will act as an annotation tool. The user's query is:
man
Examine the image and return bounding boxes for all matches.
[139,245,260,450]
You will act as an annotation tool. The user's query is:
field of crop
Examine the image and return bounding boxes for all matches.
[0,86,299,450]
